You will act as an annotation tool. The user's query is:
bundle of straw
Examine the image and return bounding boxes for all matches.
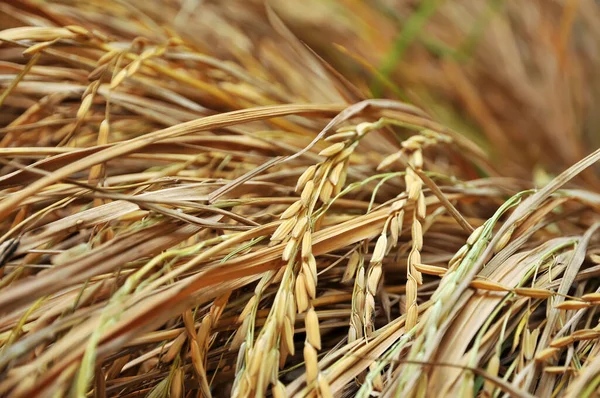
[0,1,599,397]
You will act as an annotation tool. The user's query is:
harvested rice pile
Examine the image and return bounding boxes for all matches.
[1,1,600,397]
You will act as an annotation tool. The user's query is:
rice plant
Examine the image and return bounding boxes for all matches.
[0,1,599,397]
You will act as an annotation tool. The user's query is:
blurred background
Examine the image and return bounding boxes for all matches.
[2,0,599,182]
[137,0,600,184]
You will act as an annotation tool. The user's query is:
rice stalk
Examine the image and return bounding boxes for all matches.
[0,1,599,397]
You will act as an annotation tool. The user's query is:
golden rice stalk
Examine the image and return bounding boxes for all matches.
[0,1,599,398]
